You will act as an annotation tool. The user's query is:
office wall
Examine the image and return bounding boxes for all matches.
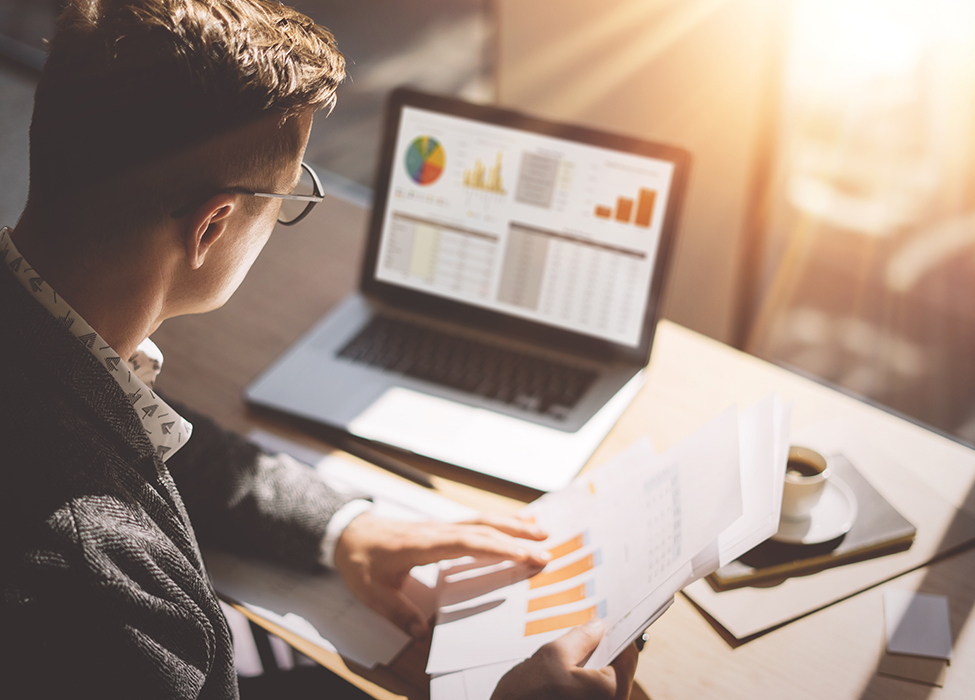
[495,0,782,344]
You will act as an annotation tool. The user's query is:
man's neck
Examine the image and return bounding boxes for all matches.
[11,214,169,361]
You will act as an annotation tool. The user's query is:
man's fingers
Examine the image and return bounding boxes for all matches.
[400,524,550,567]
[605,642,639,700]
[560,638,638,700]
[462,513,549,541]
[545,618,605,666]
[360,584,430,639]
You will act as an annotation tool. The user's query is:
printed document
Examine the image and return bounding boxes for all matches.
[428,396,789,697]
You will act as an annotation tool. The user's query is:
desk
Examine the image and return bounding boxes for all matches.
[153,195,975,699]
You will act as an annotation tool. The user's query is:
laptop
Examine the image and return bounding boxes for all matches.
[245,88,690,491]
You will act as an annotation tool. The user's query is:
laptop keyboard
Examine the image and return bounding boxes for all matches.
[337,316,598,418]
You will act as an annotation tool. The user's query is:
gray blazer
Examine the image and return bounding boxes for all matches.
[0,268,352,698]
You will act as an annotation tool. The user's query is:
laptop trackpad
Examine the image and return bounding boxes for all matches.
[350,387,476,447]
[349,386,566,487]
[346,379,643,492]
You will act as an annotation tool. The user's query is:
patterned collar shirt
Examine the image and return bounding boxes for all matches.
[0,226,193,461]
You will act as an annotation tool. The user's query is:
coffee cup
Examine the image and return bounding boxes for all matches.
[781,446,830,521]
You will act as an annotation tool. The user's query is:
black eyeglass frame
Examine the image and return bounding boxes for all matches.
[170,161,325,226]
[240,161,324,225]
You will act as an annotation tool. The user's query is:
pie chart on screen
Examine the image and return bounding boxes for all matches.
[405,136,445,186]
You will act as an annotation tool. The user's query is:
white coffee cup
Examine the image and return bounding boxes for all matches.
[781,446,830,521]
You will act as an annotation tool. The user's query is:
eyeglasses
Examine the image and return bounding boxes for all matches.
[171,161,325,226]
[233,161,325,226]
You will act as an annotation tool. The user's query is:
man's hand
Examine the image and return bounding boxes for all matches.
[334,512,549,638]
[491,620,639,700]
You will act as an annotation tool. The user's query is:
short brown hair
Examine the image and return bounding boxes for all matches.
[27,0,345,238]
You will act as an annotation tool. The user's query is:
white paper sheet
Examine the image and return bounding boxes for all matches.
[430,659,520,700]
[713,396,791,567]
[427,396,790,694]
[429,669,472,700]
[427,406,751,676]
[430,602,678,700]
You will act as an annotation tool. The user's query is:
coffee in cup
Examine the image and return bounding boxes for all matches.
[781,446,830,521]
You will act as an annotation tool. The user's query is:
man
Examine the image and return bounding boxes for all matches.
[0,1,637,698]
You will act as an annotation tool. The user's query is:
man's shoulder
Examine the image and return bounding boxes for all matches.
[3,491,147,575]
[0,474,213,649]
[0,488,233,700]
[2,488,193,581]
[0,371,136,492]
[0,384,181,584]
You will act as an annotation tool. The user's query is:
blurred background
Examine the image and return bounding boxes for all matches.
[2,0,974,445]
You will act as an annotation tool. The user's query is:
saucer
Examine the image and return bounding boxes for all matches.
[772,476,858,545]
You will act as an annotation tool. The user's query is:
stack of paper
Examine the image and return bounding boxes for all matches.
[428,396,791,699]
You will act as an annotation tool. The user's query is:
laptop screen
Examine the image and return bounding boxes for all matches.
[370,95,684,350]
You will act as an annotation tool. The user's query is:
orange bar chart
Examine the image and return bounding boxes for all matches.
[615,197,634,222]
[547,532,589,561]
[525,606,596,636]
[593,188,657,228]
[634,188,656,228]
[528,581,593,612]
[524,599,607,636]
[529,550,601,589]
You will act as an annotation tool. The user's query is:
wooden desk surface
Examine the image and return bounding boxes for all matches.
[153,196,975,699]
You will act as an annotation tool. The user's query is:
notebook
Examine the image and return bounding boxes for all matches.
[706,454,916,590]
[245,88,691,491]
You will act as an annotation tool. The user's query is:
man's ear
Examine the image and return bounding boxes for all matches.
[184,194,237,270]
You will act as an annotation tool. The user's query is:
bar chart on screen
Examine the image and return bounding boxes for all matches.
[463,152,507,195]
[454,135,515,216]
[593,188,657,228]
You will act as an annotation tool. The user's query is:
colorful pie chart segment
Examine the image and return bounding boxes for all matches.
[405,136,445,186]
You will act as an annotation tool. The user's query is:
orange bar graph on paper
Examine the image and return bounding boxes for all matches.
[594,205,612,219]
[528,581,592,613]
[615,197,634,223]
[525,606,597,636]
[529,551,600,589]
[634,189,656,228]
[548,532,588,561]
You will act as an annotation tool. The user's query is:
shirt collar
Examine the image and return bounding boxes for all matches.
[0,227,192,461]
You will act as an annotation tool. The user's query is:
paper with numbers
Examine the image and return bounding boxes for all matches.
[428,396,789,679]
